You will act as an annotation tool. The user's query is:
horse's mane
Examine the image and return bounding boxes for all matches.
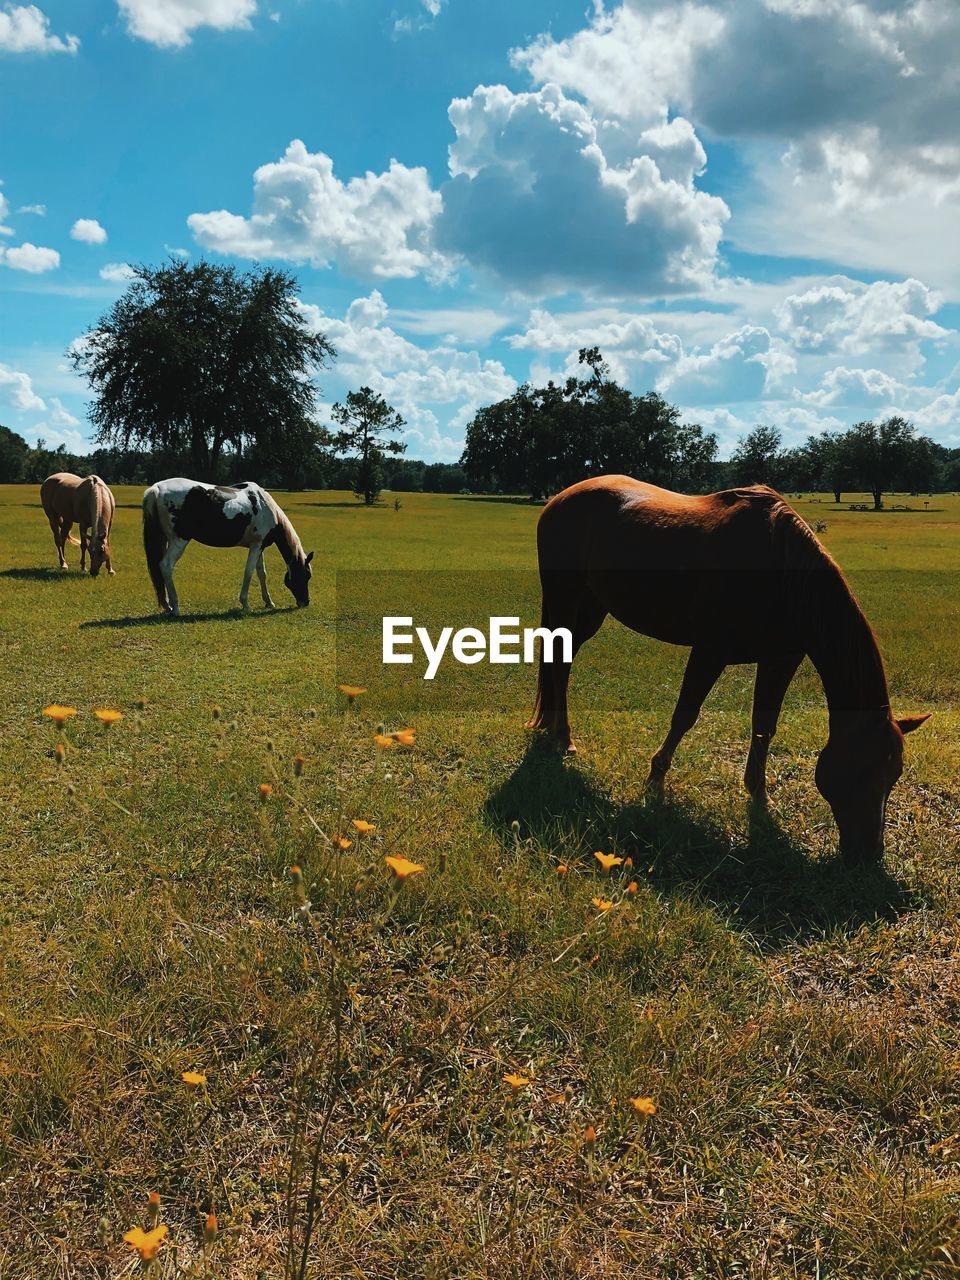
[85,475,111,538]
[265,492,305,562]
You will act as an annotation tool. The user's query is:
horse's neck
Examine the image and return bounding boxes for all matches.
[804,567,890,719]
[269,505,299,564]
[86,482,107,535]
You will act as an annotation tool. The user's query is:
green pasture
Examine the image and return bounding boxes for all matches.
[1,484,959,1278]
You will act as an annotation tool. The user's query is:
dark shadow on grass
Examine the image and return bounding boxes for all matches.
[452,495,545,507]
[80,606,298,629]
[303,500,377,509]
[485,736,914,950]
[0,565,73,581]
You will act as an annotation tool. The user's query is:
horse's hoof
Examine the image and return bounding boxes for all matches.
[563,740,577,755]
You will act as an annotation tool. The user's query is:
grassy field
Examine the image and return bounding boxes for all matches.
[1,483,959,1279]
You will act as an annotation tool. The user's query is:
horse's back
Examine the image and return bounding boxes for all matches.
[40,471,84,516]
[539,477,784,564]
[537,475,799,657]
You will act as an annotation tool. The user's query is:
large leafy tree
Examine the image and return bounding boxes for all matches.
[331,386,407,505]
[730,425,783,487]
[841,417,930,510]
[71,259,335,478]
[460,349,717,500]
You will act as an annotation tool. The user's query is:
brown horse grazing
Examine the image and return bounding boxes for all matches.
[40,472,116,577]
[528,476,930,865]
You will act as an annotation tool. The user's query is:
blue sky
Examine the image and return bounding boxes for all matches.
[2,0,958,461]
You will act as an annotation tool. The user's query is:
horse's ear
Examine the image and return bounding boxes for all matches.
[305,551,314,564]
[897,713,931,735]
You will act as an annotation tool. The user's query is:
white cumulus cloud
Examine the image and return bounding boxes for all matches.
[658,325,796,404]
[100,262,136,282]
[0,241,60,272]
[512,1,960,286]
[116,0,256,47]
[777,278,949,359]
[297,290,516,460]
[435,83,728,298]
[71,218,108,245]
[0,362,45,412]
[804,366,909,408]
[0,4,78,53]
[188,139,445,280]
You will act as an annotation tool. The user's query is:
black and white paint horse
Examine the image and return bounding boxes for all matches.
[142,479,313,617]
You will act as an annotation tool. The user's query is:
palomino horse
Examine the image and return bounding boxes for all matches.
[528,476,930,865]
[142,478,313,616]
[40,472,116,576]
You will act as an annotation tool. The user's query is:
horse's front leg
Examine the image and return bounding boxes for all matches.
[646,647,726,796]
[79,529,87,573]
[743,652,804,805]
[255,551,275,610]
[239,544,262,612]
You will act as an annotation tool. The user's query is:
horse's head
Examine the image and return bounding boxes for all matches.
[815,709,929,864]
[284,550,314,607]
[88,535,109,577]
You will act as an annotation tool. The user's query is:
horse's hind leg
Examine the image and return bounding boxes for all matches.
[159,537,188,617]
[46,512,67,568]
[527,580,606,753]
[79,528,87,573]
[743,652,803,805]
[647,647,726,796]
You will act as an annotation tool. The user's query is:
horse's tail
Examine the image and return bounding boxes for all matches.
[528,598,549,730]
[142,487,168,610]
[66,534,81,546]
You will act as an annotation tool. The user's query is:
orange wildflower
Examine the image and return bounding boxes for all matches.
[258,783,273,800]
[591,897,614,913]
[373,734,395,749]
[181,1070,207,1088]
[123,1225,167,1261]
[626,880,639,895]
[385,855,425,881]
[332,835,353,850]
[203,1213,218,1246]
[351,819,376,835]
[556,863,569,876]
[54,743,65,764]
[583,1125,597,1149]
[94,708,123,725]
[393,728,416,746]
[42,704,76,727]
[503,1072,533,1091]
[339,684,367,701]
[292,754,307,777]
[594,851,623,872]
[629,1096,657,1117]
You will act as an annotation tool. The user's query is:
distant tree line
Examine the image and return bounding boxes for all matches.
[724,419,956,509]
[0,423,471,494]
[460,349,959,506]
